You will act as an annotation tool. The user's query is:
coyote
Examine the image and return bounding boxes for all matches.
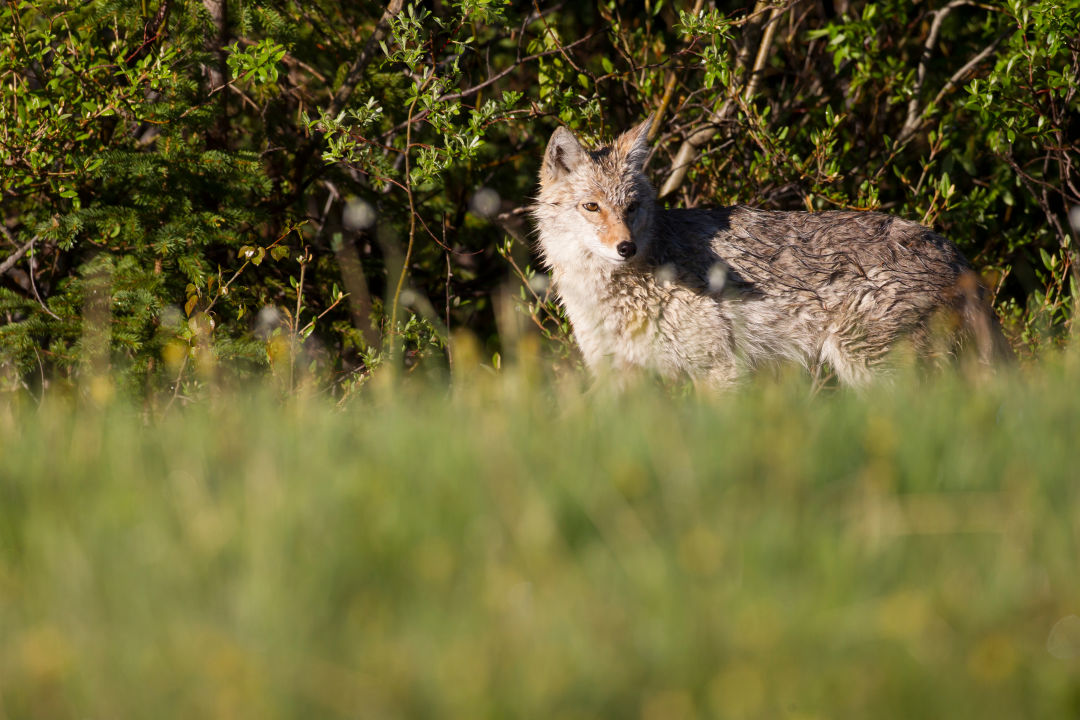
[531,117,1010,388]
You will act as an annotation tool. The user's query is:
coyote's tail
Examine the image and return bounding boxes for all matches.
[956,270,1014,365]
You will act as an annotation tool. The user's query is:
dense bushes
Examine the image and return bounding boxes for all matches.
[1,0,1077,399]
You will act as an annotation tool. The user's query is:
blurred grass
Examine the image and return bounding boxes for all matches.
[2,361,1080,719]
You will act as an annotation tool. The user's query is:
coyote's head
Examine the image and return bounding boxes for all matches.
[533,117,656,268]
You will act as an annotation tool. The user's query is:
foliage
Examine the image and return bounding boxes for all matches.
[3,5,1078,714]
[1,0,1078,400]
[2,364,1080,717]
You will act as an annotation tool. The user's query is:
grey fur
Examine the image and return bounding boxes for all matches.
[531,119,1010,388]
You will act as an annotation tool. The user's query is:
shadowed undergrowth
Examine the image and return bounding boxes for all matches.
[1,362,1080,719]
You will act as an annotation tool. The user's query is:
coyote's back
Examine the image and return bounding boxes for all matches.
[531,118,1010,388]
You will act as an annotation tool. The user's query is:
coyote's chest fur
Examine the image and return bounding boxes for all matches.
[531,119,1007,388]
[552,260,722,377]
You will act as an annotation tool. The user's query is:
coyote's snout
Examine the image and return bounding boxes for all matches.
[531,118,1010,389]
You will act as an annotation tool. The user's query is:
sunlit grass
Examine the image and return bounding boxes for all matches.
[1,359,1079,719]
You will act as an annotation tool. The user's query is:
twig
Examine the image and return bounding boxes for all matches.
[163,353,189,412]
[499,240,565,336]
[900,0,973,141]
[327,0,405,121]
[928,30,1013,111]
[200,0,230,145]
[123,0,171,66]
[898,11,1012,146]
[283,1,406,208]
[294,250,307,334]
[28,238,60,320]
[533,0,586,74]
[0,236,33,276]
[290,248,309,393]
[380,33,600,140]
[1,227,60,318]
[647,0,706,144]
[444,242,452,341]
[201,225,294,317]
[388,87,426,360]
[297,291,348,339]
[658,1,786,199]
[742,4,782,103]
[176,72,256,118]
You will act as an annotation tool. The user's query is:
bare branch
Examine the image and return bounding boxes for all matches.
[898,4,1012,145]
[327,0,405,120]
[901,0,974,139]
[659,2,787,199]
[928,30,1013,111]
[648,0,706,144]
[27,238,60,320]
[0,229,58,319]
[0,237,34,277]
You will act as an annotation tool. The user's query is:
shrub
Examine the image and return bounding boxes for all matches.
[1,0,1077,400]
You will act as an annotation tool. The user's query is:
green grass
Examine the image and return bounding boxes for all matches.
[2,362,1080,719]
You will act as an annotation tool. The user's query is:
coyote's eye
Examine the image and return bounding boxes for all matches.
[627,201,640,214]
[582,202,599,212]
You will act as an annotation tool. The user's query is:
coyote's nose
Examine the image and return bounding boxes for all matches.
[617,241,637,259]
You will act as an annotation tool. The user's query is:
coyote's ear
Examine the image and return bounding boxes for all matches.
[541,127,586,184]
[616,114,653,169]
